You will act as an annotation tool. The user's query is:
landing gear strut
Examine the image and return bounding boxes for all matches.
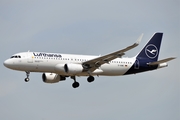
[71,76,79,88]
[24,71,30,82]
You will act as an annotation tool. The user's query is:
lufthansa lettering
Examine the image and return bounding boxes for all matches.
[33,52,62,58]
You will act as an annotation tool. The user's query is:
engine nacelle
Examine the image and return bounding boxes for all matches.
[42,73,65,83]
[64,63,83,74]
[55,63,83,75]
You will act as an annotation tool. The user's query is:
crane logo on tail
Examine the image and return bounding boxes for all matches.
[145,44,158,59]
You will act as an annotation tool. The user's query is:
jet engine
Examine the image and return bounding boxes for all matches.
[42,73,66,83]
[64,63,83,74]
[55,63,83,75]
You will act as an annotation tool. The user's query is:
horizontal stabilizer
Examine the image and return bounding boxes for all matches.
[147,57,176,65]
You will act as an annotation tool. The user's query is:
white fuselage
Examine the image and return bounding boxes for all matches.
[3,33,174,88]
[4,52,135,76]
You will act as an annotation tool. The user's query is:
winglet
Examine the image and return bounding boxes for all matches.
[136,33,143,45]
[126,33,143,50]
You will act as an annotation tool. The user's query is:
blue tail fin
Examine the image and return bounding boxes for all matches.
[137,33,163,61]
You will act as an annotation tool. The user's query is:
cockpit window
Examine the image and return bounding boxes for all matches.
[11,55,21,58]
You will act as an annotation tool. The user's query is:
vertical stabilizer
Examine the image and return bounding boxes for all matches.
[136,33,163,61]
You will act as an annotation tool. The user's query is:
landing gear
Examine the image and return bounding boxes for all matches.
[71,76,79,88]
[72,82,80,88]
[87,76,95,83]
[25,78,30,82]
[70,76,95,88]
[24,71,30,82]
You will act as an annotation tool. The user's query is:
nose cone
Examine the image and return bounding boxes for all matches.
[3,59,12,68]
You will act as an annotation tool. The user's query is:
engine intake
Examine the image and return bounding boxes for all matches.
[42,73,66,83]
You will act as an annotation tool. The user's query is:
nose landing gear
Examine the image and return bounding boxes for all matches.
[24,71,30,82]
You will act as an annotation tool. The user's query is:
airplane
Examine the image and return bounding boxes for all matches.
[3,32,176,88]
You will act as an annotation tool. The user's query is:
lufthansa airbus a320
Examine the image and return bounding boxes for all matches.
[4,33,175,88]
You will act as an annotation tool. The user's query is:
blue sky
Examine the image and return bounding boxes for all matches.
[0,0,179,120]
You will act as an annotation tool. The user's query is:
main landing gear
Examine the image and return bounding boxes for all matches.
[71,76,95,88]
[71,76,80,88]
[24,71,30,82]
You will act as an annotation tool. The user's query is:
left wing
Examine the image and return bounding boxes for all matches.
[82,34,143,72]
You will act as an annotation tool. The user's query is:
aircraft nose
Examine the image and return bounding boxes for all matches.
[3,59,11,68]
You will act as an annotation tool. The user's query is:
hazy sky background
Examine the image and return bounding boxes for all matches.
[0,0,179,120]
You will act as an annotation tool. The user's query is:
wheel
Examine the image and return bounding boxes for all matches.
[87,76,94,83]
[72,82,80,88]
[25,78,29,82]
